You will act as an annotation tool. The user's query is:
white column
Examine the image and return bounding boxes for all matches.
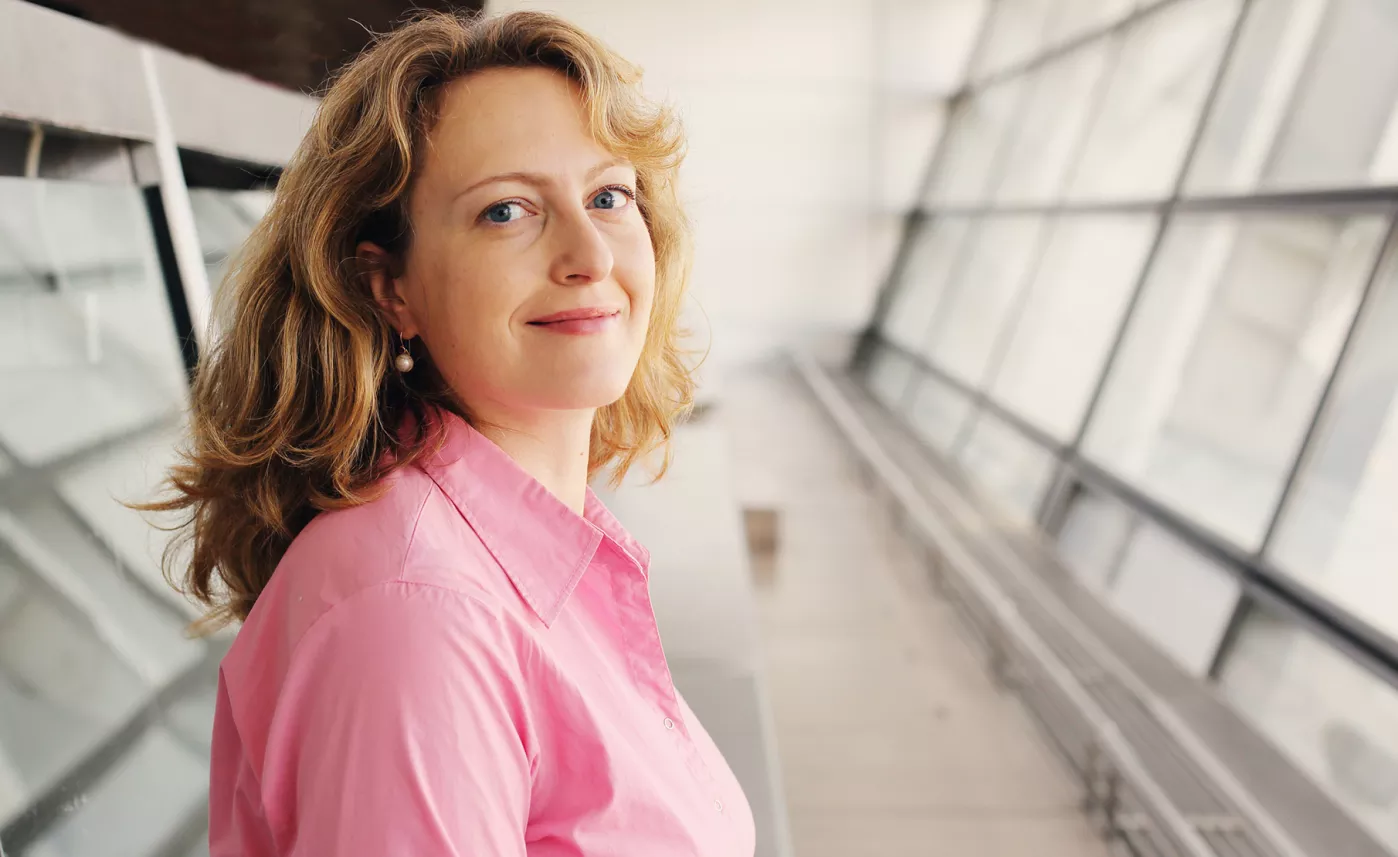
[139,44,212,348]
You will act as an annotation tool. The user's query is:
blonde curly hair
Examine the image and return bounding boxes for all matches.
[143,9,693,629]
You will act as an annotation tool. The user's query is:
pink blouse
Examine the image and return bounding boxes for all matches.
[208,411,756,855]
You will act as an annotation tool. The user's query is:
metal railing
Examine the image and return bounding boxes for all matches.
[794,351,1314,857]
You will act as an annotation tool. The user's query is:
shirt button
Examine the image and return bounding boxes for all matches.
[714,799,724,813]
[663,717,675,730]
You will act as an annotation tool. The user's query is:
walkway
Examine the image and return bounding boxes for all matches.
[722,363,1110,857]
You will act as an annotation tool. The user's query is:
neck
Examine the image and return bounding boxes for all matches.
[471,406,595,515]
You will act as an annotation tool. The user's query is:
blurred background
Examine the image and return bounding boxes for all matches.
[2,0,1397,855]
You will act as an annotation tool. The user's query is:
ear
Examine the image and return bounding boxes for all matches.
[357,241,420,339]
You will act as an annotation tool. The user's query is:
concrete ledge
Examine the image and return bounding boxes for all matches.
[0,0,153,141]
[0,0,317,166]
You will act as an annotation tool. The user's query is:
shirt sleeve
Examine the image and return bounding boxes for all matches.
[260,581,535,856]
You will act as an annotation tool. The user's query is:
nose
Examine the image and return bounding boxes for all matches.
[548,207,614,286]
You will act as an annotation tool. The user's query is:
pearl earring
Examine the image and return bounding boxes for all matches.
[394,333,415,373]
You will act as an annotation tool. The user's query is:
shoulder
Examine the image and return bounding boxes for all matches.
[227,464,519,673]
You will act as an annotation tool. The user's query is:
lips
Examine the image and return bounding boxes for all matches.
[527,307,622,336]
[528,307,622,325]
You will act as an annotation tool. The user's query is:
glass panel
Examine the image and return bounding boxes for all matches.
[994,39,1114,204]
[907,371,977,455]
[880,216,976,353]
[0,172,215,849]
[955,411,1058,522]
[0,178,188,466]
[1046,0,1135,46]
[0,554,147,826]
[970,0,1059,79]
[1219,607,1398,851]
[1189,0,1398,193]
[26,722,210,857]
[188,187,272,296]
[926,215,1046,387]
[923,79,1026,206]
[1107,522,1243,675]
[1269,246,1398,645]
[988,214,1156,441]
[1056,485,1137,591]
[53,423,199,619]
[864,343,916,412]
[1083,212,1386,548]
[0,499,200,684]
[1065,0,1241,201]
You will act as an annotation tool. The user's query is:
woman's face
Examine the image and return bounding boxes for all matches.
[364,67,656,417]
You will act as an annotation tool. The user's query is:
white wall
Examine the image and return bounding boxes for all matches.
[485,0,981,381]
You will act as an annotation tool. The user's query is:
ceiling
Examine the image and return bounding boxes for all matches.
[24,0,485,92]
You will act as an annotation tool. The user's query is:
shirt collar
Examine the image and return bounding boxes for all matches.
[412,408,649,627]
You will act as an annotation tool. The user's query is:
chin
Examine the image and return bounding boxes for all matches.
[534,369,636,411]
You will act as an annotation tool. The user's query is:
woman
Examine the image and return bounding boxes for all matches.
[151,10,755,855]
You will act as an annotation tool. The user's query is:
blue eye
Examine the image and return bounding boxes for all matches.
[482,201,527,224]
[591,186,635,211]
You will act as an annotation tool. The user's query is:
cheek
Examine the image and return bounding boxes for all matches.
[620,234,659,320]
[414,258,514,365]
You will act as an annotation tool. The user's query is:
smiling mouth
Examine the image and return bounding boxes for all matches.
[528,308,622,325]
[527,308,622,335]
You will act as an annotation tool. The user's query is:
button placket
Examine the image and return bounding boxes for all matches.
[602,537,723,803]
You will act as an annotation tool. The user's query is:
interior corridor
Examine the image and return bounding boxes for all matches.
[720,363,1110,857]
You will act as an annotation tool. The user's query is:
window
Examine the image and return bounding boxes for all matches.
[925,214,1046,386]
[1188,0,1398,193]
[923,79,1027,205]
[0,552,148,825]
[987,213,1157,440]
[0,178,188,466]
[0,171,209,843]
[879,216,976,354]
[993,40,1114,204]
[864,342,916,413]
[1269,243,1398,645]
[188,187,273,295]
[1065,0,1241,201]
[1083,211,1387,548]
[1045,0,1135,47]
[906,370,978,455]
[1106,522,1243,675]
[1218,606,1398,851]
[969,0,1060,80]
[25,717,212,857]
[955,410,1059,522]
[1055,484,1137,591]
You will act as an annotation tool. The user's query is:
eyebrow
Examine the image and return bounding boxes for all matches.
[457,157,632,199]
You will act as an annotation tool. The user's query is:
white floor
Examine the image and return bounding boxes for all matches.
[722,364,1111,857]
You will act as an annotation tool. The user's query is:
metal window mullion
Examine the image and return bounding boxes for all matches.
[880,335,1069,455]
[856,0,1004,364]
[1040,0,1257,531]
[0,642,227,853]
[873,329,1398,691]
[954,17,1126,415]
[914,80,1042,400]
[964,0,1190,93]
[919,185,1398,218]
[1249,0,1340,187]
[1207,592,1257,680]
[1257,208,1398,556]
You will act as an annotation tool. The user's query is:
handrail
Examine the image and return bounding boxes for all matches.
[794,351,1217,857]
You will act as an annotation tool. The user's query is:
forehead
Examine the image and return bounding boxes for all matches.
[423,66,614,182]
